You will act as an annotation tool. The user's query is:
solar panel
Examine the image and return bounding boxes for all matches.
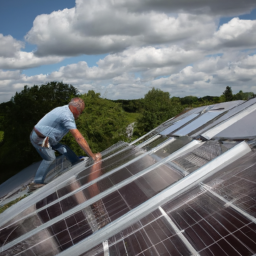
[193,98,256,138]
[2,99,256,256]
[67,143,254,256]
[25,141,248,256]
[171,140,230,174]
[160,113,199,136]
[212,109,256,140]
[173,111,224,136]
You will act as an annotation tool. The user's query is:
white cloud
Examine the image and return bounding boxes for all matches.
[0,34,63,69]
[197,18,256,51]
[0,51,63,69]
[25,0,216,56]
[47,46,202,82]
[2,52,256,103]
[118,0,256,16]
[1,0,256,103]
[0,34,24,58]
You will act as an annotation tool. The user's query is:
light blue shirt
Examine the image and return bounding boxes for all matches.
[35,105,76,145]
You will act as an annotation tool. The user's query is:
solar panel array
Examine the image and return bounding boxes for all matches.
[1,99,256,256]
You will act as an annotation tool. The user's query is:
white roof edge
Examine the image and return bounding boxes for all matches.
[202,102,256,140]
[56,141,251,256]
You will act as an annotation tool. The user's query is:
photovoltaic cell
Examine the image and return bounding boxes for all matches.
[205,152,256,219]
[160,113,199,136]
[213,109,256,139]
[173,111,224,136]
[159,151,256,256]
[153,136,192,160]
[140,135,169,151]
[192,98,256,138]
[162,187,256,256]
[1,137,186,233]
[171,140,229,174]
[81,209,191,256]
[0,161,183,255]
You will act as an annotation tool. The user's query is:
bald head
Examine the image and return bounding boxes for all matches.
[69,98,85,119]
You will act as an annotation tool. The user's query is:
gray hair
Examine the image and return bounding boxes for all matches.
[69,98,85,112]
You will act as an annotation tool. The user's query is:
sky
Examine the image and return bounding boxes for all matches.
[0,0,256,103]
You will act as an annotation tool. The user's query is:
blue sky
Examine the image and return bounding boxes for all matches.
[0,0,256,102]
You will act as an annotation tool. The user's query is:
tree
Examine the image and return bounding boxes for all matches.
[61,90,128,155]
[135,88,183,135]
[223,86,233,101]
[0,82,79,183]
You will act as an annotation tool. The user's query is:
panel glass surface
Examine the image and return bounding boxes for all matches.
[162,188,256,256]
[140,136,169,151]
[0,162,183,255]
[81,209,190,256]
[160,113,199,136]
[213,109,256,139]
[160,151,256,256]
[1,137,187,234]
[154,106,206,134]
[205,151,256,219]
[173,111,224,136]
[192,97,256,138]
[171,140,229,174]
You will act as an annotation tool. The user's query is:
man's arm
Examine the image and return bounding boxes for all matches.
[70,129,101,161]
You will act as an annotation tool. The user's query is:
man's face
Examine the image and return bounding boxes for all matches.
[74,105,85,120]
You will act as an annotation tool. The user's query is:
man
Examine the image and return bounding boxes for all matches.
[30,97,101,187]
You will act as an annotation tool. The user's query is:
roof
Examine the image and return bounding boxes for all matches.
[1,99,256,256]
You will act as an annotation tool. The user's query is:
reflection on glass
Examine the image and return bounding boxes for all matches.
[162,185,256,256]
[171,141,226,174]
[81,211,190,256]
[153,136,192,159]
[141,136,169,151]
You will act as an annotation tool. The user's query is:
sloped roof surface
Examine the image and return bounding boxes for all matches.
[1,99,256,256]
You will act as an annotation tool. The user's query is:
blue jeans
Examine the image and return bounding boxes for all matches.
[30,131,79,184]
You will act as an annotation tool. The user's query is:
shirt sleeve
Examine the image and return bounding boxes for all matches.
[62,115,77,130]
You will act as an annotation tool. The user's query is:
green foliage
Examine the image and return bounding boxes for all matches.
[180,96,198,106]
[112,99,144,113]
[0,82,79,182]
[0,131,3,143]
[135,88,184,135]
[0,116,4,131]
[125,112,141,125]
[223,86,233,101]
[61,90,128,155]
[0,194,27,214]
[233,90,254,100]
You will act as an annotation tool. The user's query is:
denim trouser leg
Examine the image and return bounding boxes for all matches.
[34,159,55,184]
[52,143,79,164]
[30,131,79,184]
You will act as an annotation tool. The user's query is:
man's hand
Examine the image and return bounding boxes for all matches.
[70,129,100,160]
[93,152,102,162]
[41,137,50,148]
